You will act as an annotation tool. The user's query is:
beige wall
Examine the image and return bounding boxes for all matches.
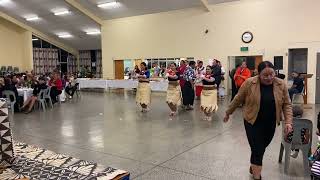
[0,17,33,72]
[102,0,320,103]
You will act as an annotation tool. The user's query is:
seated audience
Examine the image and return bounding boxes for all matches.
[24,73,35,88]
[0,77,4,98]
[65,74,78,98]
[49,72,63,104]
[21,76,47,114]
[289,71,304,100]
[3,76,21,111]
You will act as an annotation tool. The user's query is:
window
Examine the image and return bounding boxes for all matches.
[145,57,195,68]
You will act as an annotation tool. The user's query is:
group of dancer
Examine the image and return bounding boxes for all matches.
[134,60,219,121]
[134,60,294,180]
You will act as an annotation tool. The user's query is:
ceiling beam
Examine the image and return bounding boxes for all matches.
[0,11,78,55]
[64,0,103,25]
[200,0,211,12]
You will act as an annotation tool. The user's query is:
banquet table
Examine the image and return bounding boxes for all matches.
[107,80,168,91]
[17,88,33,102]
[78,78,108,89]
[78,79,168,92]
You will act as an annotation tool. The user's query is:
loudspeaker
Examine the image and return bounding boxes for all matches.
[274,56,283,70]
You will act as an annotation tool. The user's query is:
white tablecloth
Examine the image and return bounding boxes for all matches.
[78,79,168,92]
[17,88,33,102]
[107,80,138,89]
[107,80,168,92]
[78,79,108,89]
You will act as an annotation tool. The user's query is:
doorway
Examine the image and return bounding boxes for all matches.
[288,48,308,79]
[114,60,124,79]
[316,53,320,104]
[227,55,263,94]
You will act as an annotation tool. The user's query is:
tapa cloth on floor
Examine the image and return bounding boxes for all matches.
[0,98,14,168]
[0,142,129,180]
[166,83,181,106]
[136,82,151,105]
[201,89,218,113]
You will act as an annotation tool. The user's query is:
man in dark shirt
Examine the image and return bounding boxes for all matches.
[289,71,304,100]
[211,59,222,88]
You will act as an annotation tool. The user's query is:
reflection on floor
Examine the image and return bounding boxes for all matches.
[11,92,319,180]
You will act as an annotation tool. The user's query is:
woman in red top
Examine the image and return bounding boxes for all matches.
[234,61,251,91]
[49,72,63,104]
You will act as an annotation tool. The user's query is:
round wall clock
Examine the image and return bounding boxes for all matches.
[242,31,253,43]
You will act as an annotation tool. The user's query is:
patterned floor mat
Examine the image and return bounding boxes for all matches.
[0,142,129,180]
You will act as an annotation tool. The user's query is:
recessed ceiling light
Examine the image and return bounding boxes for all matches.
[86,30,101,35]
[58,33,72,38]
[26,16,39,21]
[32,38,39,41]
[54,10,70,16]
[97,1,120,8]
[0,0,10,4]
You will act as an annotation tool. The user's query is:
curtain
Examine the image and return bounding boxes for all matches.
[79,50,91,72]
[67,54,77,74]
[33,48,59,75]
[96,50,102,78]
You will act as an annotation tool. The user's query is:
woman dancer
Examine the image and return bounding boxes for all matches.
[200,66,218,121]
[166,63,181,116]
[136,62,151,112]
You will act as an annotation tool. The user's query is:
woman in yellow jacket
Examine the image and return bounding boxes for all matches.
[224,61,293,180]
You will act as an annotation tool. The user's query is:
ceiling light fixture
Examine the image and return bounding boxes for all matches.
[32,38,39,41]
[54,10,70,16]
[0,0,10,4]
[86,31,101,35]
[97,1,119,8]
[58,33,72,38]
[26,16,39,21]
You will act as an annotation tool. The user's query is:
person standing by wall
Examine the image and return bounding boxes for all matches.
[234,61,251,93]
[211,59,222,89]
[182,61,196,110]
[224,61,293,180]
[229,64,240,101]
[195,61,205,99]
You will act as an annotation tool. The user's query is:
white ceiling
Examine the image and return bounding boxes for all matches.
[78,0,239,20]
[0,0,101,50]
[0,0,239,51]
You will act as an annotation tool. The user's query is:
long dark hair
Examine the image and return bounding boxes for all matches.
[140,62,147,71]
[257,61,274,74]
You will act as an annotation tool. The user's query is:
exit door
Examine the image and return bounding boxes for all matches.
[316,53,320,104]
[114,60,124,79]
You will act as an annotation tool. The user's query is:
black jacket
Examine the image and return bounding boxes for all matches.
[211,65,222,85]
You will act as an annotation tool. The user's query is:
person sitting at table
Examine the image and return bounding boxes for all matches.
[3,76,21,112]
[49,72,63,104]
[0,77,4,98]
[288,71,304,101]
[21,76,47,114]
[24,73,35,88]
[65,74,78,99]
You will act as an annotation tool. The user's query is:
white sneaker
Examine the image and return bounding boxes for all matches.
[69,96,72,99]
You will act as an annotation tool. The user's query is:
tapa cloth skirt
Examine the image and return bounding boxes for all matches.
[136,82,151,105]
[166,83,181,106]
[201,88,218,113]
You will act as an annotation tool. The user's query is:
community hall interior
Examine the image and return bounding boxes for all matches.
[0,0,320,179]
